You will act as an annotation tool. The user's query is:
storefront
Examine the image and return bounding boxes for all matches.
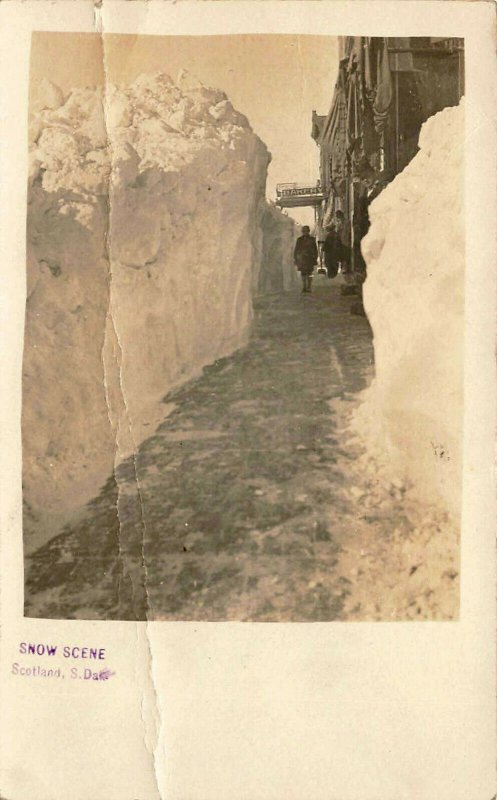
[313,36,464,274]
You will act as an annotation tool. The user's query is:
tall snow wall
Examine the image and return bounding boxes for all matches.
[24,72,270,518]
[258,203,299,293]
[356,101,464,520]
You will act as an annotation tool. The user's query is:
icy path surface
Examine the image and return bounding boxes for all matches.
[25,279,458,621]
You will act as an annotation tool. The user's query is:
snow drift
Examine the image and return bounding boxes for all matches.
[258,203,299,293]
[24,72,272,520]
[357,101,464,520]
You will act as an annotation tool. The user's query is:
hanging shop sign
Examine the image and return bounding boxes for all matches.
[276,183,323,198]
[275,182,325,208]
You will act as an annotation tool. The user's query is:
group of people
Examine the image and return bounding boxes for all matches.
[293,213,351,293]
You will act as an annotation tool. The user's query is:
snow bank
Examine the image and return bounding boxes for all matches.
[356,101,464,520]
[258,203,299,293]
[24,72,271,518]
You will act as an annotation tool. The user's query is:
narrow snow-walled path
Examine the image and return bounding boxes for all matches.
[24,278,458,621]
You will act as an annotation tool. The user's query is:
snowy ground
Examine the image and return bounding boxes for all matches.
[24,278,458,621]
[25,72,269,521]
[359,102,464,521]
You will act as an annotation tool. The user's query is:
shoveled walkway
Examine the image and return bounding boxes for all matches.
[26,279,379,621]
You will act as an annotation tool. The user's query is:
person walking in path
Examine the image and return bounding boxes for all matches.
[335,210,351,273]
[323,222,341,279]
[293,225,318,293]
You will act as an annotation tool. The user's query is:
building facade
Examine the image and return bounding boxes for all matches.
[313,37,464,271]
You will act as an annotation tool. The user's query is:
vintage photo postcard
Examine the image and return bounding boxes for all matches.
[0,2,496,799]
[24,31,465,623]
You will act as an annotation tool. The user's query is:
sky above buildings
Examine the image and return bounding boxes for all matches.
[30,32,338,227]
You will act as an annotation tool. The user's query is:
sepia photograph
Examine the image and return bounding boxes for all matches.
[23,32,465,621]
